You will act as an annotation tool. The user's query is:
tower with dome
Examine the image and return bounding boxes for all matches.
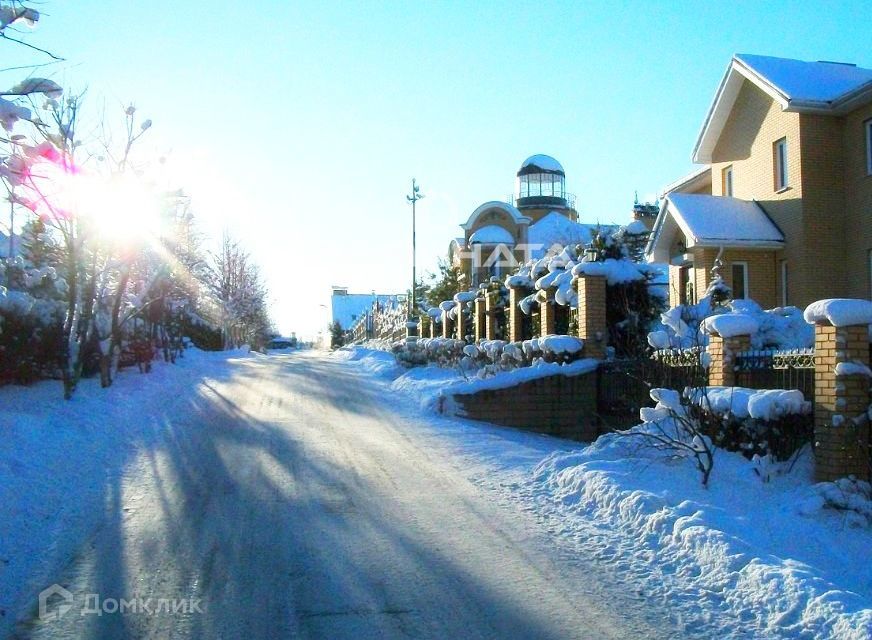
[449,154,615,287]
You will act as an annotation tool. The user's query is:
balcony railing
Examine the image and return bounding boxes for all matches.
[506,192,576,211]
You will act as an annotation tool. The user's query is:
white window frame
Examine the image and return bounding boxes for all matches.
[731,261,749,299]
[780,260,788,307]
[866,119,872,176]
[722,165,734,197]
[774,138,788,191]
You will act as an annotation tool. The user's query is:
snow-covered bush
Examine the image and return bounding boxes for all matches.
[650,297,814,352]
[631,383,816,486]
[685,386,813,462]
[505,228,664,354]
[629,387,717,487]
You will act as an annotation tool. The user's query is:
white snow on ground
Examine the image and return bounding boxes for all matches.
[338,345,872,640]
[0,347,253,632]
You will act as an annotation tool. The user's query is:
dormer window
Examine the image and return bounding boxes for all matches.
[774,138,788,191]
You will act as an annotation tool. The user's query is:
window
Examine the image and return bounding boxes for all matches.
[678,266,691,305]
[731,262,749,299]
[780,260,788,306]
[866,119,872,176]
[774,138,788,190]
[722,165,734,197]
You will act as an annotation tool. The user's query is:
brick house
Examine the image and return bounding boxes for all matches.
[646,54,872,310]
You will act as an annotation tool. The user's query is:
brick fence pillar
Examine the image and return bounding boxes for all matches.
[707,333,751,387]
[508,286,525,343]
[441,309,453,339]
[539,288,557,336]
[455,303,467,341]
[474,297,486,342]
[577,274,607,359]
[814,321,871,482]
[485,291,499,340]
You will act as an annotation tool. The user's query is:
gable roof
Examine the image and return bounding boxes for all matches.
[461,201,529,231]
[660,165,712,198]
[646,194,784,263]
[693,54,872,163]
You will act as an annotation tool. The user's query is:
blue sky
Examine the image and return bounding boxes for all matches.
[3,1,870,338]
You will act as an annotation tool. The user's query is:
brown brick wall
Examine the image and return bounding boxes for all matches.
[692,247,778,309]
[485,291,499,340]
[452,371,599,441]
[843,103,872,300]
[539,290,557,336]
[707,333,751,387]
[813,322,871,482]
[508,287,525,342]
[710,79,803,305]
[441,309,454,339]
[799,113,848,303]
[577,275,607,358]
[474,298,486,342]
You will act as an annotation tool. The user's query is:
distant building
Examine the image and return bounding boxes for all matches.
[449,155,618,287]
[330,286,404,330]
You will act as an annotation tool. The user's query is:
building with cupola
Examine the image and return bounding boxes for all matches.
[450,154,617,287]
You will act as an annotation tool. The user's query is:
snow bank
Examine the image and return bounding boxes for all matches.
[334,345,404,378]
[532,436,872,639]
[391,357,598,412]
[803,298,872,327]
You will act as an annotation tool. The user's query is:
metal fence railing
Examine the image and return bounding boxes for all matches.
[734,348,815,400]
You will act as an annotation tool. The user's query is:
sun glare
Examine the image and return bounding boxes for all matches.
[74,174,163,243]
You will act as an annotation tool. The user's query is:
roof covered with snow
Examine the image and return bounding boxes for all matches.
[528,211,616,258]
[518,154,564,176]
[736,54,872,104]
[646,194,784,262]
[694,54,872,163]
[468,225,515,245]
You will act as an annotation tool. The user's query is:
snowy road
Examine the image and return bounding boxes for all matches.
[13,352,670,639]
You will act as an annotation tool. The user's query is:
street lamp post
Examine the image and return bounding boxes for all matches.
[406,179,423,340]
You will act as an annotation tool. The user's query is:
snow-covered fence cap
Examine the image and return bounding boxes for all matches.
[803,298,872,327]
[439,300,456,312]
[701,313,759,338]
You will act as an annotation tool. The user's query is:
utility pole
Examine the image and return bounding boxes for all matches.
[406,179,423,338]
